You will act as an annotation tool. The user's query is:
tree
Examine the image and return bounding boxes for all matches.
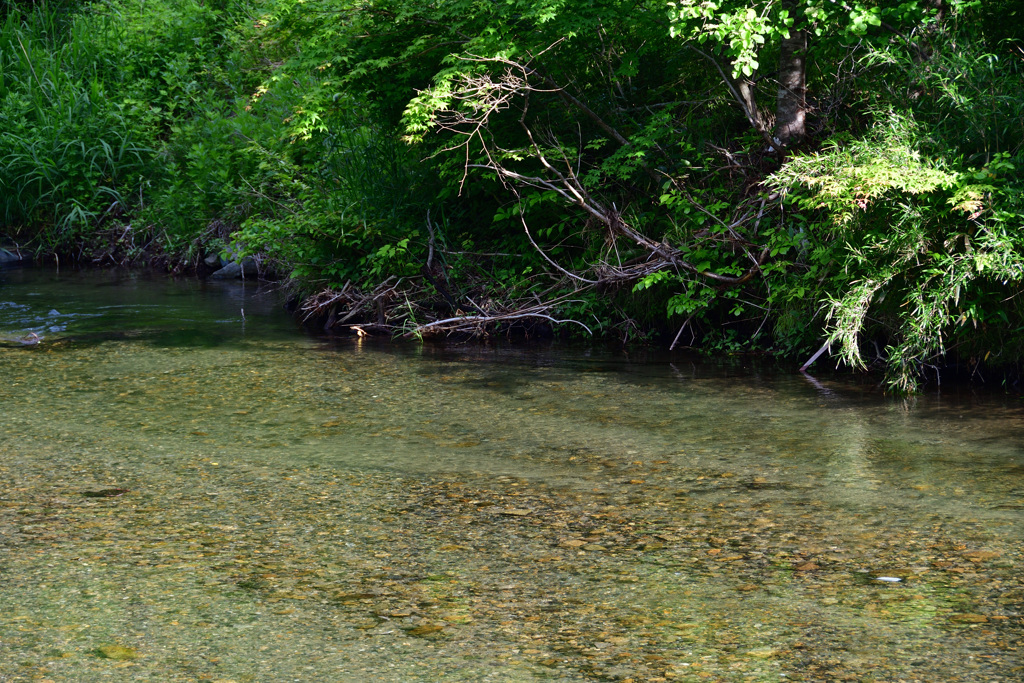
[666,0,942,151]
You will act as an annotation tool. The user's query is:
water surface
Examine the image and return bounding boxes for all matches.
[1,269,1022,681]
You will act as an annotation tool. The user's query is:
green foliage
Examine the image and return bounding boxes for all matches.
[666,0,931,78]
[777,113,958,224]
[0,0,261,251]
[0,3,154,245]
[3,0,1024,390]
[233,98,437,288]
[773,112,1024,392]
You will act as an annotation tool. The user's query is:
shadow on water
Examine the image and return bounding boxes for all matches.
[148,328,227,348]
[0,266,298,347]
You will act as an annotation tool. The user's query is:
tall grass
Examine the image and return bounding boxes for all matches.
[0,2,152,249]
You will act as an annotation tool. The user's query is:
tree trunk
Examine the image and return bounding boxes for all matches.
[735,77,768,141]
[775,26,807,147]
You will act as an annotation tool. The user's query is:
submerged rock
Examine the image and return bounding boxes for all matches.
[210,262,241,279]
[94,644,138,660]
[210,257,259,280]
[405,624,445,637]
[80,488,130,498]
[0,332,40,346]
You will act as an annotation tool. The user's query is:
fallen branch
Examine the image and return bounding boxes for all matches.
[669,314,696,351]
[430,46,778,293]
[404,296,593,338]
[409,311,592,336]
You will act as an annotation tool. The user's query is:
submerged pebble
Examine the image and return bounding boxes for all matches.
[0,271,1021,682]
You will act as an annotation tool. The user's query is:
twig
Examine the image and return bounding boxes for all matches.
[669,314,695,351]
[799,341,831,372]
[518,209,598,285]
[425,209,436,271]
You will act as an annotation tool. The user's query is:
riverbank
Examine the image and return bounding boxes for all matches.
[7,257,1024,392]
[2,0,1023,393]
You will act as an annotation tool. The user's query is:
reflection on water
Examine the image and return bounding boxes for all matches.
[1,269,1022,681]
[0,268,292,346]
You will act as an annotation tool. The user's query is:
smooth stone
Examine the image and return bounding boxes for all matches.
[210,257,259,279]
[950,613,988,623]
[240,256,259,276]
[210,262,242,279]
[95,644,138,660]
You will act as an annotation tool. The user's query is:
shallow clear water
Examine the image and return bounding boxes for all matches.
[1,268,1022,682]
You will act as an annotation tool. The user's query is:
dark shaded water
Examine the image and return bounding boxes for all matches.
[1,269,1022,681]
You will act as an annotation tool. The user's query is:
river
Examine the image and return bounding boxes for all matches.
[1,268,1021,681]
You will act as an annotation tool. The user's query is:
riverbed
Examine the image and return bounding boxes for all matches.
[1,268,1021,681]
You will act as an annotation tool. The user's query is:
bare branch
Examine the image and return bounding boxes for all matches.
[409,310,592,337]
[421,44,779,301]
[687,44,780,152]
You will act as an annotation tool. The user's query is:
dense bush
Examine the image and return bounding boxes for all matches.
[0,2,153,246]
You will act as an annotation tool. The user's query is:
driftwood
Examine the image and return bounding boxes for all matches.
[299,273,590,339]
[0,332,41,347]
[300,277,401,331]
